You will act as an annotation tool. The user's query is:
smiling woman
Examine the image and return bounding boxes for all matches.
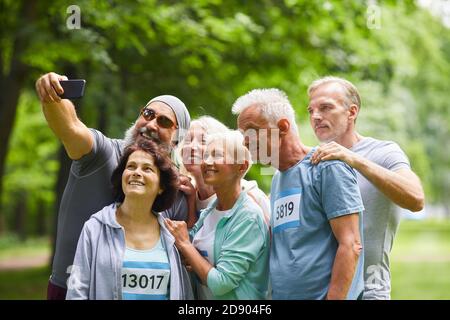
[111,142,179,212]
[165,131,270,300]
[65,141,193,300]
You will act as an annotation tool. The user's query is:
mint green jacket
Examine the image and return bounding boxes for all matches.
[190,191,270,300]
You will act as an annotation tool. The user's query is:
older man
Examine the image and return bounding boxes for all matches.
[232,88,365,300]
[35,72,192,299]
[307,76,424,299]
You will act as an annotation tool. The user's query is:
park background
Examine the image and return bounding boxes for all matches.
[0,0,449,299]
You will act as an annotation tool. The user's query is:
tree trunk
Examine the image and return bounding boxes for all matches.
[0,1,36,234]
[13,191,27,241]
[35,199,47,236]
[97,97,109,134]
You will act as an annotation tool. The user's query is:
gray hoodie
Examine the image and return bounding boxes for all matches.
[66,203,194,300]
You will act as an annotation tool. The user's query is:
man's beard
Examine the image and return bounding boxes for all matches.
[122,123,172,153]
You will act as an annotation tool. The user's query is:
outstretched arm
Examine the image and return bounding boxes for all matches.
[36,72,93,160]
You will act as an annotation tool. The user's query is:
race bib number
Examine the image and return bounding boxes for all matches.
[122,263,170,298]
[273,188,301,233]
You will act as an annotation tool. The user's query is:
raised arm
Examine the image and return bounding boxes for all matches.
[36,72,93,160]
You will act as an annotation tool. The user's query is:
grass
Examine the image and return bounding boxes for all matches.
[0,235,51,299]
[0,266,49,299]
[390,219,450,300]
[0,234,51,260]
[0,219,449,300]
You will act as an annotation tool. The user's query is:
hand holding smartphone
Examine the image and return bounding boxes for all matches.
[58,79,86,99]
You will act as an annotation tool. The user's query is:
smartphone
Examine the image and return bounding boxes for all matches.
[58,79,86,99]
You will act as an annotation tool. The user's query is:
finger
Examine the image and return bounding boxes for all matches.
[179,181,190,188]
[43,84,55,103]
[179,185,189,193]
[174,221,185,230]
[313,150,323,163]
[180,177,194,187]
[164,218,174,229]
[179,220,187,228]
[322,145,337,153]
[36,77,50,102]
[35,78,43,99]
[43,77,61,102]
[179,184,194,192]
[311,150,320,163]
[320,154,335,161]
[36,82,46,101]
[50,73,65,95]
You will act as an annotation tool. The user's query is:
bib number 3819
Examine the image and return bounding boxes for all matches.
[273,189,301,232]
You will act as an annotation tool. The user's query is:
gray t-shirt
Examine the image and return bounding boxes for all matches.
[50,129,188,288]
[351,137,410,300]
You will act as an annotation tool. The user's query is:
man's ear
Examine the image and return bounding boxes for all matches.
[348,104,359,122]
[239,160,249,176]
[277,119,290,137]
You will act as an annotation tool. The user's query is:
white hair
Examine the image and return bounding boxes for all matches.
[191,115,229,136]
[174,116,230,175]
[206,130,253,177]
[122,122,135,148]
[232,88,298,135]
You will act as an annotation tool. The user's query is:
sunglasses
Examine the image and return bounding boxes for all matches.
[140,107,178,129]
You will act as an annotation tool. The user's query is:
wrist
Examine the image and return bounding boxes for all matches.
[177,240,192,252]
[348,152,361,169]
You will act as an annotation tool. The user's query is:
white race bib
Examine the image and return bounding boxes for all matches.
[122,266,170,296]
[273,188,301,232]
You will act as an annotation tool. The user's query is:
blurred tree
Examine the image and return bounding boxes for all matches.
[0,0,449,242]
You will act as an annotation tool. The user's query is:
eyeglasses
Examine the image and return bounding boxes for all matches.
[140,107,178,129]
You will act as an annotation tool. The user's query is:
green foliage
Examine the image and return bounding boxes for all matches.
[2,91,59,234]
[1,0,449,236]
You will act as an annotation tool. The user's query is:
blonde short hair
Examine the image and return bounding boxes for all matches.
[307,76,361,109]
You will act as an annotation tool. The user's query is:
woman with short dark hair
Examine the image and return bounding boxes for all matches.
[66,141,193,300]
